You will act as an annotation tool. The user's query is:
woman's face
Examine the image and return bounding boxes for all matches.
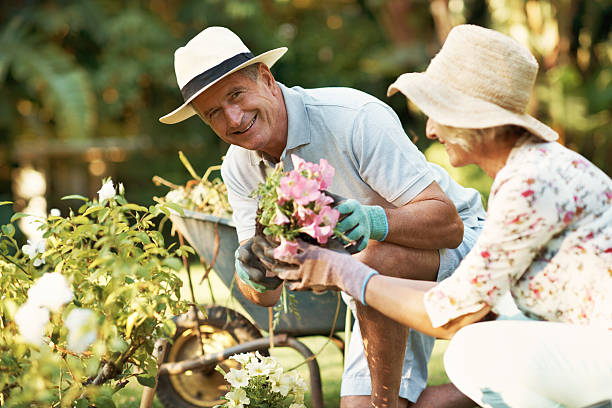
[425,118,474,167]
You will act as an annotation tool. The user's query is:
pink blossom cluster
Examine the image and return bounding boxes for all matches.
[271,155,339,259]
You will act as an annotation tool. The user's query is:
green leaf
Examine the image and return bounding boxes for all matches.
[75,398,89,408]
[61,194,88,201]
[83,205,104,217]
[9,212,28,222]
[161,202,185,216]
[163,257,182,271]
[0,201,12,206]
[123,203,148,212]
[136,374,156,388]
[93,395,116,408]
[1,224,15,237]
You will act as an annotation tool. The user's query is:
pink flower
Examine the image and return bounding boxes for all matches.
[318,205,340,228]
[298,207,339,244]
[274,237,299,259]
[291,154,307,172]
[521,189,534,197]
[294,205,317,225]
[280,172,321,205]
[272,206,290,225]
[314,192,334,209]
[317,159,335,189]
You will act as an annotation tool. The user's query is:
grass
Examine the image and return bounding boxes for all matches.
[113,263,450,407]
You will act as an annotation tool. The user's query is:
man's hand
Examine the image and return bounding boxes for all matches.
[235,238,282,292]
[330,194,388,252]
[253,236,378,305]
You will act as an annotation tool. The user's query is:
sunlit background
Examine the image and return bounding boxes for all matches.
[1,0,610,242]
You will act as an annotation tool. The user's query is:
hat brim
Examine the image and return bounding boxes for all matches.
[159,47,288,124]
[387,73,558,142]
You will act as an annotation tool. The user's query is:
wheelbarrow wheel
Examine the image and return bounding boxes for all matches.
[156,305,264,408]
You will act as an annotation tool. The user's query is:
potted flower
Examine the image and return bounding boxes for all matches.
[215,352,307,408]
[253,154,346,259]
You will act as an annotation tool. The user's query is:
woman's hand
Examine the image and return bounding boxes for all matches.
[252,236,378,304]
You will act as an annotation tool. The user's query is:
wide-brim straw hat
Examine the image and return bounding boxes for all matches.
[387,24,558,142]
[160,26,287,124]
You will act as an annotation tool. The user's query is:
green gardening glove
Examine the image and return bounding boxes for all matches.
[336,199,388,252]
[235,238,282,292]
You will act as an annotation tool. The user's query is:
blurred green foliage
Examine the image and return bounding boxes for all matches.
[0,0,610,210]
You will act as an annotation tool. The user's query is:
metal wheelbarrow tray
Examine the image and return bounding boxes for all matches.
[169,209,346,336]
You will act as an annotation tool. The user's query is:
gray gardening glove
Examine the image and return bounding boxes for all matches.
[253,236,379,305]
[325,191,388,253]
[235,237,282,292]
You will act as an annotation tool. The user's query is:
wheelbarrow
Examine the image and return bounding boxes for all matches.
[142,210,347,408]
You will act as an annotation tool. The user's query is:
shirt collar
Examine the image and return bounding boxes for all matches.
[247,82,311,166]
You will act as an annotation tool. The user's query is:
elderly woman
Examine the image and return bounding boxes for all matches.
[254,25,612,407]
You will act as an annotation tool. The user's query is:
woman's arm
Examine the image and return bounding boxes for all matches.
[364,275,491,339]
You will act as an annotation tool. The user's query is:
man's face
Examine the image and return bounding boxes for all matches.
[191,65,285,156]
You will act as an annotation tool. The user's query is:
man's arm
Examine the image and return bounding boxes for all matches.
[384,181,464,250]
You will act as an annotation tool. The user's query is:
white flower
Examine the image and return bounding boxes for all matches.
[246,358,271,377]
[229,352,253,367]
[49,208,61,217]
[65,308,97,353]
[259,354,280,373]
[118,182,125,195]
[165,188,186,204]
[289,404,306,408]
[97,179,116,201]
[224,388,250,408]
[22,239,46,267]
[27,272,74,312]
[225,368,249,388]
[289,370,307,393]
[15,302,49,345]
[270,372,293,397]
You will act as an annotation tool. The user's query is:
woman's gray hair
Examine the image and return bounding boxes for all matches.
[438,124,532,151]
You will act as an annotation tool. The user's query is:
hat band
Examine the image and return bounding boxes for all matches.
[180,52,255,101]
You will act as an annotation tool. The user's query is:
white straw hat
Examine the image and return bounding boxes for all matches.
[160,26,287,124]
[387,24,558,142]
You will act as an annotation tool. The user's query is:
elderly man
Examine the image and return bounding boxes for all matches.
[160,26,484,408]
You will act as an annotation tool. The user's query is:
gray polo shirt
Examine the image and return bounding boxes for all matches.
[222,83,485,243]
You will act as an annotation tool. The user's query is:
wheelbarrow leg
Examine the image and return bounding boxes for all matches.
[140,338,168,408]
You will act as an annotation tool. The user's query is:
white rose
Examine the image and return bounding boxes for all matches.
[65,308,97,353]
[97,179,115,201]
[28,272,74,312]
[49,208,61,217]
[15,302,49,346]
[22,239,46,267]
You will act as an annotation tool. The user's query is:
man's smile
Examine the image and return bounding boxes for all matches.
[234,114,257,135]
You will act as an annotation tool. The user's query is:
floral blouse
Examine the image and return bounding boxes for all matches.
[424,136,612,329]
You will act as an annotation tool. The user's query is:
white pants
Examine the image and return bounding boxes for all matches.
[444,320,612,408]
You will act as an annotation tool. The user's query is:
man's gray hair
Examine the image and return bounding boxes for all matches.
[237,63,261,81]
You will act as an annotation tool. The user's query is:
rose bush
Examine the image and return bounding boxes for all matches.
[0,179,190,406]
